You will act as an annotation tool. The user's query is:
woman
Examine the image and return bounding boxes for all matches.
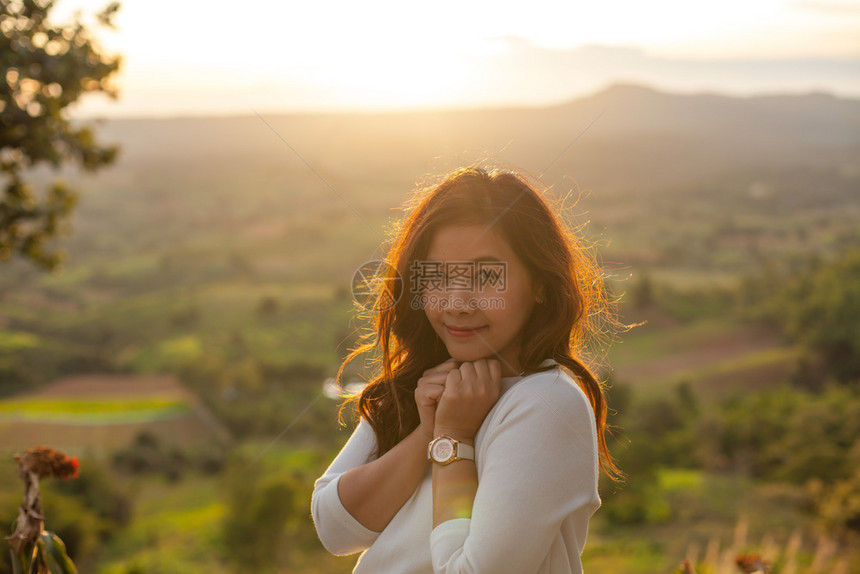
[312,165,622,573]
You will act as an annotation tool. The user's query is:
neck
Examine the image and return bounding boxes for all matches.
[498,358,523,377]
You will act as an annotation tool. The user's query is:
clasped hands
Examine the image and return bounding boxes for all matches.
[415,357,502,445]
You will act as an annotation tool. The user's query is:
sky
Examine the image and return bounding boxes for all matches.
[49,0,860,118]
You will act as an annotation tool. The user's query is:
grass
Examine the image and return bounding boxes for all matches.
[582,537,667,573]
[590,469,860,574]
[0,330,41,350]
[658,467,704,491]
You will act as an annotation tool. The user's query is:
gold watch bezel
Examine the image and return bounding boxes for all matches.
[428,435,473,465]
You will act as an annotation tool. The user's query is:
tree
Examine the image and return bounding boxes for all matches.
[778,249,860,383]
[1,0,121,272]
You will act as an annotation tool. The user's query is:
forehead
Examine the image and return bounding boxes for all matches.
[425,224,514,261]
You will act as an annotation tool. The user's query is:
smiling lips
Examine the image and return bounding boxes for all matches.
[446,324,487,337]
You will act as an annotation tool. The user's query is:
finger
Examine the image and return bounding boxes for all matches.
[423,358,459,377]
[419,372,452,387]
[479,359,501,397]
[415,382,445,403]
[455,362,476,393]
[458,361,477,390]
[416,378,446,391]
[472,359,491,389]
[416,377,446,392]
[415,380,445,398]
[445,366,462,391]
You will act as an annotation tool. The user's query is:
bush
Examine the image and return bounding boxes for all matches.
[219,453,319,572]
[775,249,860,383]
[51,455,133,530]
[699,384,860,484]
[809,468,860,535]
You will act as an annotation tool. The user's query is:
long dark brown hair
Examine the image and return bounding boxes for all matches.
[337,164,623,482]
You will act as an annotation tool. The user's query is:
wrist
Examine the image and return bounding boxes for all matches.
[414,424,435,444]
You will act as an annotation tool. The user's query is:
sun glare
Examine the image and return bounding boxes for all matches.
[311,45,476,109]
[48,0,859,116]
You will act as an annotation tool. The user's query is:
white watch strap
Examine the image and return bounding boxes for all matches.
[454,441,474,461]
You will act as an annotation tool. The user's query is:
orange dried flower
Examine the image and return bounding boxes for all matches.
[7,445,79,556]
[735,554,771,573]
[14,445,80,480]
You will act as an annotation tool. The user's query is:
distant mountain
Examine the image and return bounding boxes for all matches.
[83,82,858,198]
[529,82,860,190]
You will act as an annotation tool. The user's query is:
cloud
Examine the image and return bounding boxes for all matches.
[464,39,860,106]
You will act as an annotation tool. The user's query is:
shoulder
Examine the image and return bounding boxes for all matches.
[333,415,379,461]
[495,366,596,432]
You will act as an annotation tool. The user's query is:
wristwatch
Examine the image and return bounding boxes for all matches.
[428,435,474,465]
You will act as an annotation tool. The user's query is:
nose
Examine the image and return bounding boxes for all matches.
[443,288,477,314]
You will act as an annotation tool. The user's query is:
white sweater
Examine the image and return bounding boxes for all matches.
[311,358,601,574]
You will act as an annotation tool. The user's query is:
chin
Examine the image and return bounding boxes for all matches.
[445,346,493,363]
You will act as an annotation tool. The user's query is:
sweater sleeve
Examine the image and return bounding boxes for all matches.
[311,417,382,555]
[429,375,600,574]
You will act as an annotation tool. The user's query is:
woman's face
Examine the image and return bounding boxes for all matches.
[418,223,540,377]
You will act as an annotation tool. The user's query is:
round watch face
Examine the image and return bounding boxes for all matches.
[431,438,455,462]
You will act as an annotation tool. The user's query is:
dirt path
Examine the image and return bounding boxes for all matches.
[19,373,191,399]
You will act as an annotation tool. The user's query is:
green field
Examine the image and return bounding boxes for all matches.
[0,397,192,424]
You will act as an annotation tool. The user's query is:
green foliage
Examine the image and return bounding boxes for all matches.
[625,382,700,467]
[175,350,340,443]
[776,249,860,383]
[34,530,77,574]
[604,378,632,427]
[601,382,700,525]
[600,466,672,525]
[809,468,860,534]
[0,0,121,271]
[111,430,225,481]
[618,269,738,323]
[602,378,860,537]
[219,452,318,573]
[710,384,860,484]
[48,455,132,530]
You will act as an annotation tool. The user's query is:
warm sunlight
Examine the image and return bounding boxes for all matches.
[3,1,860,572]
[46,0,860,115]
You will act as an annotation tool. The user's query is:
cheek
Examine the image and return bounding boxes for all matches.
[423,302,442,326]
[500,284,536,323]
